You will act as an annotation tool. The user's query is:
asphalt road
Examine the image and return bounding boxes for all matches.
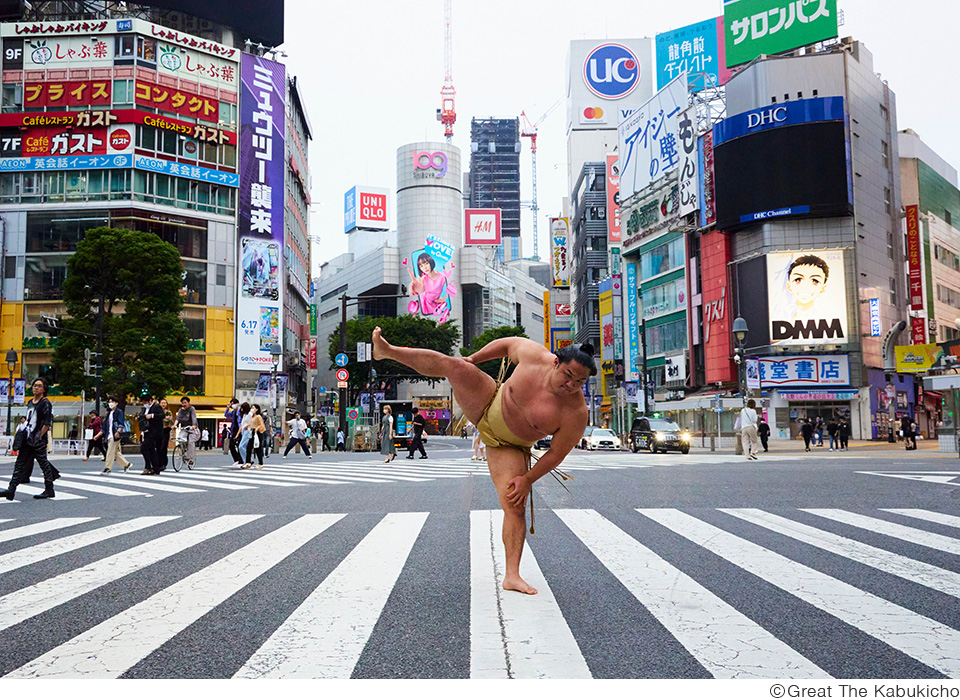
[1,437,959,679]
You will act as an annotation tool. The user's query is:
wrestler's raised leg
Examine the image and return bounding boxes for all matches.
[372,326,495,424]
[487,445,537,595]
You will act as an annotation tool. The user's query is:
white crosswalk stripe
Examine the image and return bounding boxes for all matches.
[1,506,960,678]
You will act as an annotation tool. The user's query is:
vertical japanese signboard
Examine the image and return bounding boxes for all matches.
[869,297,881,337]
[906,204,925,344]
[543,291,551,349]
[618,73,688,204]
[550,217,570,287]
[677,105,699,217]
[724,0,839,68]
[237,53,286,372]
[606,154,621,243]
[698,131,717,227]
[625,262,640,381]
[599,278,614,394]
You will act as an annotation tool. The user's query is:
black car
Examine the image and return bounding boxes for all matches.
[629,417,691,454]
[535,435,552,450]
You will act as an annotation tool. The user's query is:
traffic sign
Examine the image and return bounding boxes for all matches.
[319,386,327,394]
[337,381,348,389]
[348,409,359,420]
[336,368,349,382]
[335,353,349,367]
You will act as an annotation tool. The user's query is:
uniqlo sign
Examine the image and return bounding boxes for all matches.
[464,208,502,245]
[357,187,388,228]
[906,204,926,344]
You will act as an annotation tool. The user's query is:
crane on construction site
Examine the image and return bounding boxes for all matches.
[436,0,456,142]
[520,97,562,260]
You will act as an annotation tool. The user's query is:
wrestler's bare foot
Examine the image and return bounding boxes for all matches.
[372,326,391,360]
[502,575,538,595]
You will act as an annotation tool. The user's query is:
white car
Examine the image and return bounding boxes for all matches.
[586,428,621,450]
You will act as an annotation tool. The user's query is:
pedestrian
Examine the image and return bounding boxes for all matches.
[801,418,814,452]
[910,420,919,450]
[102,396,132,473]
[758,418,770,453]
[176,396,199,468]
[838,418,850,452]
[243,403,267,468]
[236,402,253,466]
[738,399,759,460]
[379,404,396,463]
[262,413,273,456]
[469,420,486,461]
[815,417,824,447]
[201,427,210,451]
[220,424,231,454]
[407,406,428,459]
[12,416,27,456]
[157,398,174,471]
[1,378,60,500]
[827,417,839,452]
[68,424,78,441]
[336,425,346,452]
[283,411,312,458]
[137,394,164,475]
[901,415,914,450]
[83,410,106,461]
[224,398,244,465]
[320,421,331,451]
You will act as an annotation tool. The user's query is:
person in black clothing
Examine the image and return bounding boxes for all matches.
[1,378,60,500]
[901,415,914,450]
[407,406,428,459]
[838,419,850,451]
[320,421,331,451]
[138,394,165,474]
[827,418,839,451]
[801,418,814,452]
[757,419,770,452]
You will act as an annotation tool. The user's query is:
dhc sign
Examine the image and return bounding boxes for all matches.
[747,106,787,129]
[583,43,641,100]
[714,96,847,146]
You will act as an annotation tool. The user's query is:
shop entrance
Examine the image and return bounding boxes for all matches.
[784,402,851,439]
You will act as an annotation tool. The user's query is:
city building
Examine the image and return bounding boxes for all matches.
[0,2,309,436]
[467,117,521,263]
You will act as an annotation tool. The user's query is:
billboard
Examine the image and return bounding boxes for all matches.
[237,53,286,372]
[724,0,839,68]
[758,355,851,387]
[713,97,851,230]
[403,237,457,324]
[599,278,614,389]
[625,262,640,381]
[344,185,390,233]
[677,105,698,217]
[618,73,687,205]
[905,205,926,344]
[606,154,621,243]
[550,218,570,287]
[895,344,941,373]
[698,131,716,228]
[464,208,502,245]
[566,39,655,133]
[767,250,848,347]
[543,291,551,348]
[656,17,733,92]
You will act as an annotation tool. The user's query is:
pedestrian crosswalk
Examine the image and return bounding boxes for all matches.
[1,506,960,678]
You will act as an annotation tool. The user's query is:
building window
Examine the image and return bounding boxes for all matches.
[938,284,960,309]
[216,264,227,286]
[880,104,889,120]
[947,210,953,227]
[884,187,891,214]
[935,244,960,272]
[2,82,22,112]
[182,260,207,305]
[646,318,687,356]
[887,231,895,261]
[881,141,890,170]
[942,325,960,342]
[3,256,16,278]
[889,277,897,306]
[640,237,685,279]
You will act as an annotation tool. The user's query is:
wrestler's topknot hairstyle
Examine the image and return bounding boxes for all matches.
[555,343,598,376]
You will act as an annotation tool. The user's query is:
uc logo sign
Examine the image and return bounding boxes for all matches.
[583,43,640,100]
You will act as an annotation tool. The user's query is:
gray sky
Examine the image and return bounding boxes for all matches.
[282,0,959,275]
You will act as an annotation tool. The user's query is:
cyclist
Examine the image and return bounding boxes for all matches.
[176,396,199,468]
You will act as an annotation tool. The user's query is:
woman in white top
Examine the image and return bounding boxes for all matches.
[739,399,760,460]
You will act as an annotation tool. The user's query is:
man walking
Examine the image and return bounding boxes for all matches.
[407,406,428,459]
[84,410,106,461]
[283,411,312,459]
[102,397,132,473]
[801,418,814,452]
[827,417,839,452]
[336,425,346,452]
[225,398,244,465]
[838,418,850,452]
[758,417,770,453]
[137,394,164,475]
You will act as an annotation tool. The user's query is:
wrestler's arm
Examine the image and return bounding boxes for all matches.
[465,336,550,366]
[505,408,588,507]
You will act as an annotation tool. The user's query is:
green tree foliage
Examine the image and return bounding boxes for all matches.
[327,314,460,398]
[51,227,189,405]
[459,325,528,379]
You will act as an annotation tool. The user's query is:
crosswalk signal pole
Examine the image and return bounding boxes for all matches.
[339,295,348,445]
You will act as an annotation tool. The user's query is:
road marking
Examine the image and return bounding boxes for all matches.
[0,483,85,501]
[638,508,960,677]
[235,512,428,678]
[558,508,826,678]
[0,516,178,575]
[0,517,99,543]
[721,509,960,598]
[70,472,203,493]
[124,472,255,490]
[6,514,344,679]
[881,509,960,530]
[857,471,960,485]
[803,509,960,556]
[0,515,260,632]
[45,478,151,497]
[469,510,590,679]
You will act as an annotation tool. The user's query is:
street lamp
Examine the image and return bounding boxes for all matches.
[5,349,16,437]
[732,316,749,401]
[269,343,282,454]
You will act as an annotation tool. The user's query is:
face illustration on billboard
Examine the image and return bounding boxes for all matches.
[767,251,847,346]
[404,238,457,324]
[241,238,280,301]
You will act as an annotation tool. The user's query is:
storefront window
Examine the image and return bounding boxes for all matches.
[182,260,207,305]
[646,318,687,356]
[111,211,208,260]
[26,211,110,253]
[640,237,684,279]
[24,255,70,300]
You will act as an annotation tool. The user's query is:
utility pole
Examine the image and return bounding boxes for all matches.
[339,295,348,439]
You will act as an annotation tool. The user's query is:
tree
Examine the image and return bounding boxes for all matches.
[459,325,528,379]
[327,314,460,400]
[51,227,189,406]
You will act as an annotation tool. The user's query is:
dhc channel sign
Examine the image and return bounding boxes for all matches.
[583,43,641,100]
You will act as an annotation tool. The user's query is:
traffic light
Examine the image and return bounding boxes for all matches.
[36,314,61,336]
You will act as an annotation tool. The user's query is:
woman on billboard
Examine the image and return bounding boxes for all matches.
[404,252,456,323]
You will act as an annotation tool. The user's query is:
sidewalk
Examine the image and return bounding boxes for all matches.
[688,436,944,455]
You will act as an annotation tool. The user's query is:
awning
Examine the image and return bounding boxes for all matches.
[195,410,229,420]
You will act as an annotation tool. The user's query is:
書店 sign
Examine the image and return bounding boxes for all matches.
[758,355,850,388]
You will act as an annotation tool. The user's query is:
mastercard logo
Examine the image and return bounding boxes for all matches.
[582,107,605,120]
[109,129,131,150]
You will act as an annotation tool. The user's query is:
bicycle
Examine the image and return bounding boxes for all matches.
[171,428,195,472]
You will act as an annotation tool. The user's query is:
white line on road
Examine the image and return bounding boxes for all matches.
[234,512,428,679]
[71,472,203,493]
[44,479,152,497]
[470,509,591,679]
[0,515,261,632]
[638,508,960,677]
[881,509,960,531]
[802,509,960,556]
[0,517,99,544]
[558,508,827,678]
[0,483,85,501]
[5,514,344,679]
